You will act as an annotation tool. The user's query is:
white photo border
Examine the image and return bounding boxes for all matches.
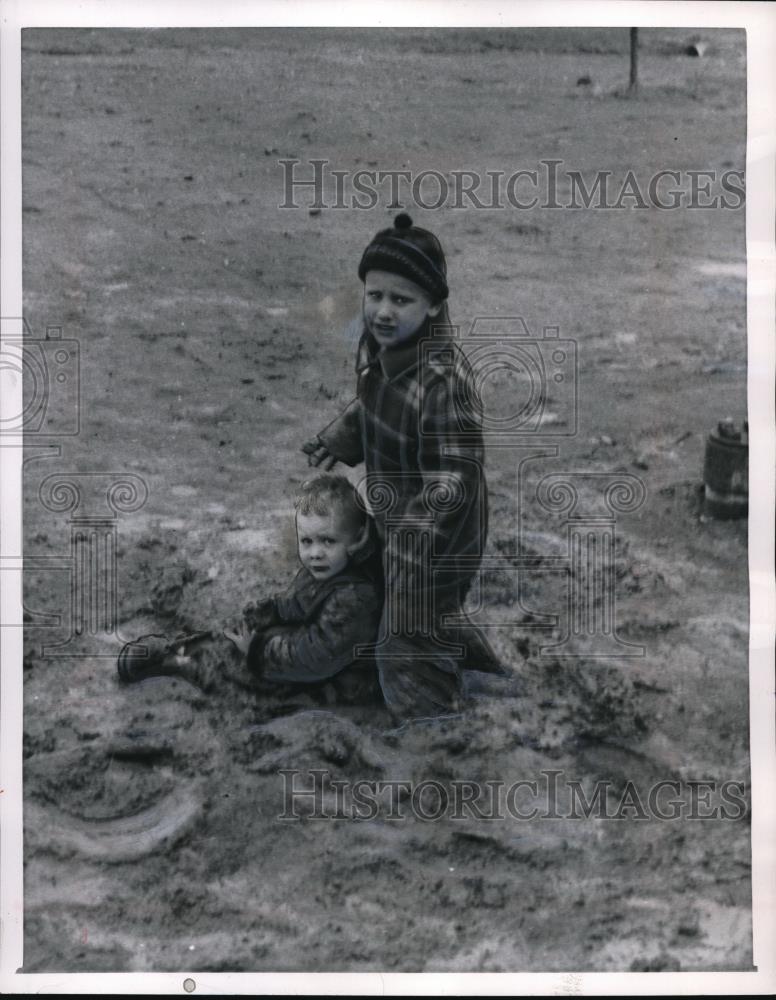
[1,0,774,994]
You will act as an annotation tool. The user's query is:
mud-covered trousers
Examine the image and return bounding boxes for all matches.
[371,530,507,721]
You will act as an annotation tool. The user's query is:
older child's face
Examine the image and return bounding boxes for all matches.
[363,270,441,349]
[296,511,355,582]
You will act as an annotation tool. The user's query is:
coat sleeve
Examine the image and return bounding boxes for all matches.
[402,374,486,555]
[315,397,364,467]
[255,580,381,684]
[242,595,281,632]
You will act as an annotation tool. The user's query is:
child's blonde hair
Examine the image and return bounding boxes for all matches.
[294,475,365,536]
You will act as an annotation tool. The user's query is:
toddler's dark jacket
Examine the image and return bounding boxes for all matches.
[246,559,382,685]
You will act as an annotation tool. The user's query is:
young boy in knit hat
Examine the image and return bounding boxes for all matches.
[118,475,382,698]
[303,214,511,722]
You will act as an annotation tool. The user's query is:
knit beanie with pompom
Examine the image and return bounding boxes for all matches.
[357,213,449,302]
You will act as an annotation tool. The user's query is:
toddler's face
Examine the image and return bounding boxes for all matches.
[363,270,441,349]
[296,511,355,582]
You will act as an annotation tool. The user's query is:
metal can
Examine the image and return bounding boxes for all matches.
[702,419,748,520]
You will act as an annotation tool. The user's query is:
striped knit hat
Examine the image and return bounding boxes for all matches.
[358,213,449,301]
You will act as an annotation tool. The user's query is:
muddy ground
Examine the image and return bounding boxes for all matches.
[20,28,751,972]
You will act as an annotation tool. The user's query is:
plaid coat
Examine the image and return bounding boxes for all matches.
[246,564,381,685]
[317,326,503,719]
[319,328,487,575]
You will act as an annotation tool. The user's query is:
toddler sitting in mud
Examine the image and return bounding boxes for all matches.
[118,475,383,699]
[224,474,382,688]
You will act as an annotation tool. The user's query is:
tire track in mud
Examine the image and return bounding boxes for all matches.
[26,781,205,863]
[23,584,749,970]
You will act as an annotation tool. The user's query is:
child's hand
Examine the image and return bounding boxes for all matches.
[223,625,254,656]
[301,437,338,471]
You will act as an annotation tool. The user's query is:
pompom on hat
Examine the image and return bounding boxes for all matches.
[358,213,449,301]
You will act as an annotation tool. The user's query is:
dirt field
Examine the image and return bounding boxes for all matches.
[20,28,750,972]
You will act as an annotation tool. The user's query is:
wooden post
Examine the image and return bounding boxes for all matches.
[629,27,639,92]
